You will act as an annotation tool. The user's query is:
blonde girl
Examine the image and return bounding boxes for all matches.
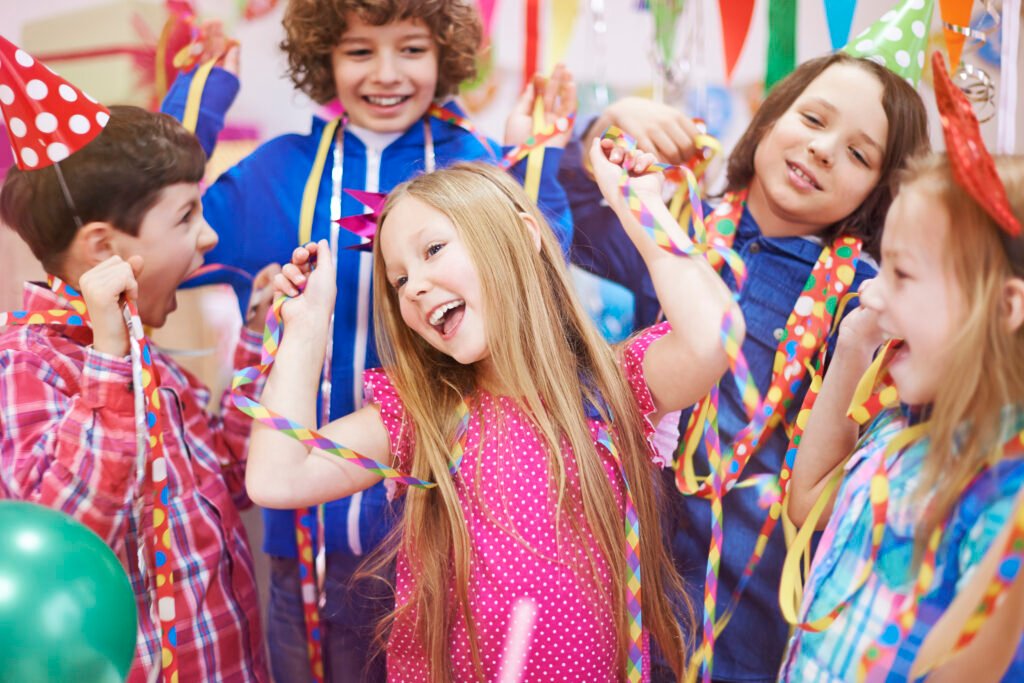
[246,146,742,681]
[783,58,1024,681]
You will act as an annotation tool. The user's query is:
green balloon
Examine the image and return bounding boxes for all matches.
[0,501,138,682]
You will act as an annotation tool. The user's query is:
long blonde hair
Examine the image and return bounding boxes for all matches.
[901,154,1024,553]
[367,162,691,681]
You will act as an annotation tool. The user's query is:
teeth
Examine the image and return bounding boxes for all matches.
[367,95,405,106]
[791,164,816,187]
[429,300,464,326]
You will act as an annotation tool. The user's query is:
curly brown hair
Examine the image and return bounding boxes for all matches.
[281,0,482,105]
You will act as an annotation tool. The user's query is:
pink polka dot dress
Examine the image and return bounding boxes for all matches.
[363,324,672,682]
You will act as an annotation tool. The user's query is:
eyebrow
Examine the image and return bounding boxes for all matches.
[339,29,433,44]
[806,97,885,156]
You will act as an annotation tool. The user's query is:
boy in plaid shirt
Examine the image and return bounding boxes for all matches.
[0,71,274,680]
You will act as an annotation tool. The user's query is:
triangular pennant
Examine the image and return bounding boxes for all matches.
[718,0,756,82]
[0,34,110,170]
[938,0,973,69]
[337,188,388,250]
[824,0,858,50]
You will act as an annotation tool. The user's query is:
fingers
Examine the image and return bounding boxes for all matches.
[275,266,305,298]
[512,81,536,117]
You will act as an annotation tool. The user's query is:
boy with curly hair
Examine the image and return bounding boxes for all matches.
[161,1,575,680]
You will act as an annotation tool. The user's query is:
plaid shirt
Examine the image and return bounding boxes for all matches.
[0,282,269,682]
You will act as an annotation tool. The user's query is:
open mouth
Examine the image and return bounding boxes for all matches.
[787,162,822,190]
[428,299,465,339]
[364,95,411,108]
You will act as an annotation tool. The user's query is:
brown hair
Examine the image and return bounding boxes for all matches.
[0,105,204,273]
[900,154,1024,557]
[727,52,929,259]
[366,163,691,681]
[281,0,482,105]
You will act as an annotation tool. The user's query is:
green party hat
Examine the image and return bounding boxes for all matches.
[843,0,934,87]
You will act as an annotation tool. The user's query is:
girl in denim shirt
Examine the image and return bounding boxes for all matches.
[564,52,929,682]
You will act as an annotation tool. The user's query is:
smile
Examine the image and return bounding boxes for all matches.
[787,161,822,190]
[428,299,465,338]
[364,95,410,107]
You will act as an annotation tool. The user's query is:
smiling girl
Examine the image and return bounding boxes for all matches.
[246,144,743,681]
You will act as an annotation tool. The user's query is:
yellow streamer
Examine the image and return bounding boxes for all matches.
[298,118,343,246]
[181,58,219,135]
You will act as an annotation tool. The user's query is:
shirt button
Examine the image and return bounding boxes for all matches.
[749,242,761,254]
[773,328,785,341]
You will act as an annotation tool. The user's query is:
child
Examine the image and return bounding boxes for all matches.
[563,52,930,681]
[0,55,275,682]
[162,4,575,679]
[245,142,743,680]
[781,55,1024,682]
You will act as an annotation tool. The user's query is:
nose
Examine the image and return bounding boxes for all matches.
[858,277,883,312]
[403,268,431,302]
[372,51,400,84]
[197,220,218,254]
[807,135,835,168]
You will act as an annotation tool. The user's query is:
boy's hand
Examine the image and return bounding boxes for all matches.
[80,255,144,358]
[244,263,282,332]
[180,18,240,75]
[505,64,577,149]
[589,137,662,214]
[273,240,337,331]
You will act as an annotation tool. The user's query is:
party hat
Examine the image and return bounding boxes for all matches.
[844,0,934,87]
[0,34,109,170]
[933,51,1020,237]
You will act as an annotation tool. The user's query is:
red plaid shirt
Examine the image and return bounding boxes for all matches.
[0,282,269,682]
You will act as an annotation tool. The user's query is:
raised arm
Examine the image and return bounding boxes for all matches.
[589,139,743,424]
[787,290,884,527]
[245,241,391,509]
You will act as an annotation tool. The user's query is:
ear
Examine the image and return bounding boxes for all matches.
[518,212,542,253]
[69,221,121,267]
[1004,277,1024,333]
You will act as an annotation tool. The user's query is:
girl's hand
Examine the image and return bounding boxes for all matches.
[504,64,577,149]
[837,279,887,357]
[589,137,662,213]
[273,240,337,329]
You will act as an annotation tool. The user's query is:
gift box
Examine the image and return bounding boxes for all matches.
[20,0,176,109]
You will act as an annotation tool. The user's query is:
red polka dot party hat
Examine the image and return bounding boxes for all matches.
[0,34,110,171]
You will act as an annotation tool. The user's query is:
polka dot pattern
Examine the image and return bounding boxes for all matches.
[0,35,109,170]
[843,0,934,87]
[363,325,668,681]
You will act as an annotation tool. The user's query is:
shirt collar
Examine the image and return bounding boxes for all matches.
[22,281,93,345]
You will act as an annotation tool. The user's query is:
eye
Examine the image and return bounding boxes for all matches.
[426,242,445,257]
[801,112,823,127]
[344,48,372,58]
[393,275,407,289]
[402,45,429,55]
[179,207,194,225]
[849,147,869,167]
[893,267,910,281]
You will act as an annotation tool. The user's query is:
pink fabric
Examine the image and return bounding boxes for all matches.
[363,323,670,682]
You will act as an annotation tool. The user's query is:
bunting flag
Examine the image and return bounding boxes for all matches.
[824,0,859,49]
[939,0,974,68]
[717,0,756,82]
[765,0,797,90]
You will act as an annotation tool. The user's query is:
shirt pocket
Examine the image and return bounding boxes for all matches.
[739,255,811,361]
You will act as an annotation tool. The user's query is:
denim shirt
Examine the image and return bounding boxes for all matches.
[561,139,878,681]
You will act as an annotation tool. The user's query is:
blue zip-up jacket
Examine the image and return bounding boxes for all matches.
[561,138,877,682]
[164,68,572,558]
